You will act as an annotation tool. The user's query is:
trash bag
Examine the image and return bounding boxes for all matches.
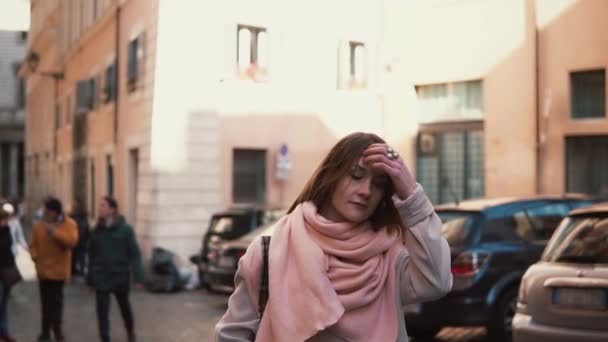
[144,247,189,293]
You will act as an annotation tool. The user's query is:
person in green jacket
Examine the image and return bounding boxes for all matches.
[87,196,144,342]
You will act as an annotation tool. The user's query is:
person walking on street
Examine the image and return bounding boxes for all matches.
[216,132,453,342]
[30,197,78,342]
[87,196,144,342]
[1,202,28,257]
[69,201,90,278]
[0,202,20,342]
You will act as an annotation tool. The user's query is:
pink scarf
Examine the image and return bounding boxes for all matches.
[250,201,404,342]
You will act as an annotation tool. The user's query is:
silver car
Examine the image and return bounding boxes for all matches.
[513,203,608,342]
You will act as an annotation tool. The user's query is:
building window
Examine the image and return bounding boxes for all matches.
[416,80,483,124]
[233,149,266,204]
[103,62,116,103]
[93,0,98,20]
[237,25,268,81]
[76,77,97,114]
[566,136,608,195]
[570,69,605,119]
[127,33,145,92]
[106,155,114,196]
[338,41,367,89]
[416,126,484,204]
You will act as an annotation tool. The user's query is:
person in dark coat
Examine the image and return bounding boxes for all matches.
[0,202,17,342]
[87,196,144,342]
[70,200,90,277]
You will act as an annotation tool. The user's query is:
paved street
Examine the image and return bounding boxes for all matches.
[9,281,487,342]
[10,251,487,342]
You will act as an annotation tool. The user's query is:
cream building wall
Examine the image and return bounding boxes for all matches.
[536,0,608,194]
[387,0,539,198]
[148,0,413,258]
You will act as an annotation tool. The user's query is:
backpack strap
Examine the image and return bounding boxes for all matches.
[258,236,271,318]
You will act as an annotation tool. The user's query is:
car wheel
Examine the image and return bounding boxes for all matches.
[488,287,518,342]
[408,326,441,341]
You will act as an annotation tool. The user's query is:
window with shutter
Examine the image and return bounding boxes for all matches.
[570,69,605,119]
[76,80,89,114]
[103,62,116,103]
[127,33,145,92]
[236,25,268,81]
[337,41,367,90]
[127,38,139,89]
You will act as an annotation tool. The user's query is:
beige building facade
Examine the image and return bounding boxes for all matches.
[24,0,411,259]
[25,0,607,259]
[388,0,608,204]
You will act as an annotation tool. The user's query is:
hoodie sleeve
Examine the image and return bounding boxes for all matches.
[126,225,144,284]
[53,218,79,248]
[394,183,453,305]
[215,237,263,341]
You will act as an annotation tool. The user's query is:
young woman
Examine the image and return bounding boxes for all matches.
[216,132,453,342]
[87,196,143,342]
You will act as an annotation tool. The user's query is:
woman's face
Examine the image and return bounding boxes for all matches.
[323,158,388,224]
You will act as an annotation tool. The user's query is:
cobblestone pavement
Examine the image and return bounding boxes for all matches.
[9,281,488,342]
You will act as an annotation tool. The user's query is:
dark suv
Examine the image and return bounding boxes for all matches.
[194,205,283,288]
[405,195,595,342]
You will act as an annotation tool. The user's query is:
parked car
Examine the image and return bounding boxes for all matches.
[404,194,596,342]
[193,205,284,288]
[513,203,608,342]
[204,218,278,293]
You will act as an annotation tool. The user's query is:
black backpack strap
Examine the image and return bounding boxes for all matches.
[258,236,271,318]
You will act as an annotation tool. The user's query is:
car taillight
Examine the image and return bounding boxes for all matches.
[518,277,528,304]
[451,251,490,276]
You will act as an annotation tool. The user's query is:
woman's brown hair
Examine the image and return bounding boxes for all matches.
[288,132,403,232]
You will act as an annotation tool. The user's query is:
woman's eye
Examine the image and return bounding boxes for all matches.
[351,173,363,180]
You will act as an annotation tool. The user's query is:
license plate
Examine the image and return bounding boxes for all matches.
[553,288,608,310]
[218,256,236,268]
[403,304,421,314]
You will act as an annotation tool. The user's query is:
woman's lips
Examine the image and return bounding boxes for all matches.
[350,201,368,209]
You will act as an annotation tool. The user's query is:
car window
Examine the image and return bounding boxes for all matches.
[437,211,479,247]
[521,202,570,240]
[542,215,608,264]
[209,215,250,235]
[569,200,596,210]
[481,216,520,242]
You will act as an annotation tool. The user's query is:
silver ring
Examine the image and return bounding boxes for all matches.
[387,149,399,160]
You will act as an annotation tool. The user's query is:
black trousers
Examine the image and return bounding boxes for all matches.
[38,280,65,338]
[95,290,134,342]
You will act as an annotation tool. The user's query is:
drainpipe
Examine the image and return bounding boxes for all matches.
[114,4,121,144]
[533,0,541,195]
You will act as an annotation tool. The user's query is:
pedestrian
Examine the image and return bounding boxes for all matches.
[69,200,90,278]
[87,196,144,342]
[215,132,453,342]
[29,197,78,342]
[0,202,28,257]
[0,201,20,342]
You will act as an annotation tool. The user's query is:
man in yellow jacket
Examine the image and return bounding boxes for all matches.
[29,197,78,342]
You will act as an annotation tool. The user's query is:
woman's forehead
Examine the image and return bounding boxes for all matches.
[352,158,386,177]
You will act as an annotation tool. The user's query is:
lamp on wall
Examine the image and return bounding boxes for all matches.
[25,51,64,80]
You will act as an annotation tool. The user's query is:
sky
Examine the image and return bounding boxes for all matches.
[0,0,30,31]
